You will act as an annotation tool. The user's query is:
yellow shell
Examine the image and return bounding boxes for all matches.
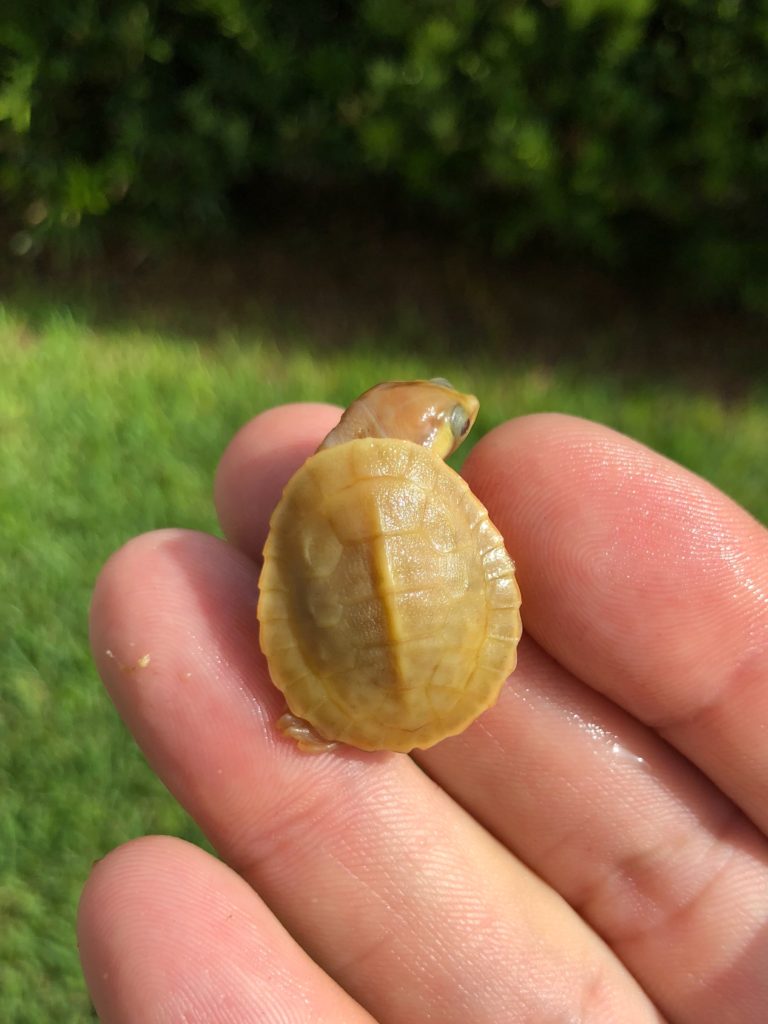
[257,436,521,752]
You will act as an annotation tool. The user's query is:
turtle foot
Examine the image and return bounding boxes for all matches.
[277,712,338,754]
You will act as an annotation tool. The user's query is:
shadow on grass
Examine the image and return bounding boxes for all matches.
[4,204,768,399]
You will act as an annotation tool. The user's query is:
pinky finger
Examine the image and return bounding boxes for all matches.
[78,835,375,1024]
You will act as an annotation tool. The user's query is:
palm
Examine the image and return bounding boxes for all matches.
[81,406,768,1023]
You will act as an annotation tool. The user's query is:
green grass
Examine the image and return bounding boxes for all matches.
[1,280,767,1021]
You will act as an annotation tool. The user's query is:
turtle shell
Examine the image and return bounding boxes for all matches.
[257,437,521,752]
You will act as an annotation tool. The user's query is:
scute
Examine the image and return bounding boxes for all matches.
[258,438,521,751]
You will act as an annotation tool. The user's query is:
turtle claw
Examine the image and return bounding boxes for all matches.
[277,712,338,754]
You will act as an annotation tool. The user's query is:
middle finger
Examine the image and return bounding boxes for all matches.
[91,448,662,1022]
[216,404,768,1022]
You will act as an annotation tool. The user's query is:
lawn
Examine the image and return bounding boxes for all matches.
[1,249,767,1021]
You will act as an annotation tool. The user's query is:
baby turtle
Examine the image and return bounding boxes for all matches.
[257,379,522,753]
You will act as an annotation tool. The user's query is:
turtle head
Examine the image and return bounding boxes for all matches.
[319,378,479,459]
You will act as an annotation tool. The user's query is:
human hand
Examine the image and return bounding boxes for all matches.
[81,407,768,1023]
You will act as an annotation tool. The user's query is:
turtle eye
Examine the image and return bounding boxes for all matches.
[430,377,454,390]
[450,404,470,439]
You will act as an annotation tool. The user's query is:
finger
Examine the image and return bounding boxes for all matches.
[417,636,768,1024]
[216,404,768,1020]
[214,403,341,562]
[463,414,768,835]
[78,835,375,1024]
[90,528,663,1024]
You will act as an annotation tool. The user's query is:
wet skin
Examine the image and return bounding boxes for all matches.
[81,407,768,1024]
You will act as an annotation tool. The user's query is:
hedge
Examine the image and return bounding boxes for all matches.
[2,1,768,308]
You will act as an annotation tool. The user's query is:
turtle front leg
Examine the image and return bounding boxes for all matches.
[277,712,338,754]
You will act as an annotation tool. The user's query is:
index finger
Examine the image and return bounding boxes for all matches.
[464,413,768,834]
[215,402,342,563]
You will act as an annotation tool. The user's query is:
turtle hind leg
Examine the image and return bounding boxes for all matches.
[277,712,338,754]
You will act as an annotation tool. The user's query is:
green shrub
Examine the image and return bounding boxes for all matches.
[2,1,768,307]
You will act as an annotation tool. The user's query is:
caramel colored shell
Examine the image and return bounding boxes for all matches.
[257,438,521,752]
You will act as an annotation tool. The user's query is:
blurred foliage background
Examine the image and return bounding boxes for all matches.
[2,1,768,1021]
[2,0,768,308]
